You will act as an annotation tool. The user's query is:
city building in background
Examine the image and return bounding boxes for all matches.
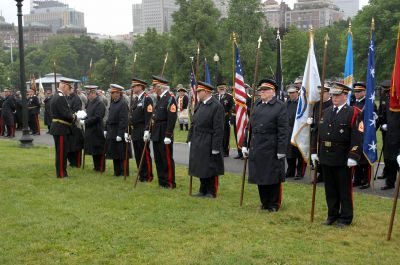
[261,0,290,29]
[331,0,359,18]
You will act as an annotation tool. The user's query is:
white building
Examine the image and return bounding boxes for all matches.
[331,0,359,18]
[212,0,229,18]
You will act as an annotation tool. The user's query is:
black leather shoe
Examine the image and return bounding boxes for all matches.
[192,192,206,198]
[294,175,303,180]
[381,185,395,190]
[234,154,243,159]
[359,184,370,190]
[223,154,229,157]
[353,182,361,187]
[321,219,337,225]
[336,222,349,229]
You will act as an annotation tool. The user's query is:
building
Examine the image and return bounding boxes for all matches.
[212,0,229,18]
[25,0,86,34]
[0,15,17,50]
[27,73,81,93]
[261,0,290,29]
[24,22,52,45]
[132,3,143,35]
[285,0,344,30]
[331,0,359,18]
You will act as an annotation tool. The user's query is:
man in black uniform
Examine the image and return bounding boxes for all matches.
[81,86,106,172]
[188,81,225,198]
[104,84,130,177]
[27,89,41,135]
[43,90,53,133]
[311,82,363,228]
[50,79,76,178]
[285,84,306,180]
[215,82,234,157]
[176,85,189,131]
[242,79,288,212]
[0,91,5,136]
[377,80,390,180]
[150,76,177,188]
[1,89,16,137]
[66,87,84,168]
[130,77,154,182]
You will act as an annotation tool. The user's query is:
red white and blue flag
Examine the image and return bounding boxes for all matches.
[234,42,248,147]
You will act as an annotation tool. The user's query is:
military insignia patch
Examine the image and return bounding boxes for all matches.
[358,121,364,132]
[147,104,153,112]
[170,104,176,113]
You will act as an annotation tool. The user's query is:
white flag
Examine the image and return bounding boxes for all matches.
[290,34,321,162]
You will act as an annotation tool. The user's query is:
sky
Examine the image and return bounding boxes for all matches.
[1,0,369,36]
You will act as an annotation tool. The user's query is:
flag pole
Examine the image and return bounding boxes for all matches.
[240,36,262,207]
[310,32,329,222]
[188,56,197,196]
[231,32,237,97]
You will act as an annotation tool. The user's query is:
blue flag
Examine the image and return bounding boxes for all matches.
[363,29,377,164]
[204,58,211,84]
[344,30,353,104]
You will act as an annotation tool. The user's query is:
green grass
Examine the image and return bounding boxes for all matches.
[1,140,400,264]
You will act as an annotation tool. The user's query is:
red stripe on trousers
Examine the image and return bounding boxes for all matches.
[214,176,219,197]
[77,151,81,168]
[60,136,64,178]
[165,144,173,187]
[35,114,40,134]
[145,148,152,181]
[12,124,16,137]
[301,159,307,177]
[278,183,282,209]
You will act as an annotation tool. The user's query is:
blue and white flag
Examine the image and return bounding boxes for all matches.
[291,33,321,162]
[344,29,353,104]
[204,58,211,84]
[363,28,377,164]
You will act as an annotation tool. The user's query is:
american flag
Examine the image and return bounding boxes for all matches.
[190,65,197,106]
[234,43,248,147]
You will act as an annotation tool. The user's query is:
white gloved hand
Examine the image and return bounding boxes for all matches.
[347,158,357,167]
[124,132,130,142]
[306,117,313,125]
[277,153,285,159]
[143,130,150,141]
[242,147,249,158]
[397,154,400,167]
[311,154,319,167]
[79,120,85,125]
[188,142,191,148]
[116,136,122,142]
[164,137,171,145]
[76,110,87,120]
[381,124,387,131]
[212,150,220,155]
[104,131,107,138]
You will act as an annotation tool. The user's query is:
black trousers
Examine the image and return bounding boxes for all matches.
[286,148,306,178]
[385,159,399,187]
[223,119,230,156]
[53,135,68,178]
[153,141,176,188]
[322,165,353,224]
[113,159,128,176]
[0,117,3,135]
[353,164,371,185]
[28,114,40,134]
[199,176,219,197]
[68,150,82,168]
[133,139,153,182]
[92,154,106,172]
[5,124,15,137]
[258,183,282,210]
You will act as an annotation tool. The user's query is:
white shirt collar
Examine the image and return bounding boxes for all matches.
[356,96,365,102]
[334,103,346,112]
[160,90,169,98]
[203,96,212,104]
[138,91,145,99]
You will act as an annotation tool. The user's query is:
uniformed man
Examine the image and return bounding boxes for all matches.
[242,79,288,212]
[130,78,154,182]
[43,90,53,133]
[50,79,77,178]
[215,82,234,157]
[188,81,225,198]
[176,84,189,131]
[104,84,130,177]
[377,80,390,180]
[66,86,84,168]
[80,86,106,172]
[27,89,41,135]
[285,84,306,180]
[1,89,16,137]
[14,91,22,130]
[307,82,333,183]
[150,76,177,188]
[311,82,363,228]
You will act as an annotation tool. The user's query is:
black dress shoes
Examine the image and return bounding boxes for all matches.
[381,185,395,190]
[321,218,337,225]
[192,192,205,198]
[359,184,370,190]
[336,222,349,229]
[294,175,303,180]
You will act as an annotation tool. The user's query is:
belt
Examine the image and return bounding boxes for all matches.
[52,119,72,126]
[321,141,348,147]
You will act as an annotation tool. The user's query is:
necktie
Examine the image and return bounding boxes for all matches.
[333,107,338,115]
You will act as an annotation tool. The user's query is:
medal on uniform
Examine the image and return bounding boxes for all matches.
[138,103,143,107]
[339,129,344,133]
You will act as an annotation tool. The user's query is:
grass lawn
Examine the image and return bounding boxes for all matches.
[1,140,399,265]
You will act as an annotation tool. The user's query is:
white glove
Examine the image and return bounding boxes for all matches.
[76,110,87,120]
[104,131,107,138]
[397,154,400,167]
[306,117,313,125]
[381,124,387,131]
[124,132,130,142]
[188,142,191,148]
[164,137,171,145]
[277,153,285,159]
[242,147,249,158]
[347,158,357,167]
[212,150,220,155]
[311,154,319,167]
[143,130,150,141]
[79,120,85,125]
[116,136,122,142]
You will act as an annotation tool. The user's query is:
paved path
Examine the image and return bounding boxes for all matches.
[2,129,396,198]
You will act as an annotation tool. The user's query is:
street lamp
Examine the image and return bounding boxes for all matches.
[213,53,219,86]
[16,0,33,147]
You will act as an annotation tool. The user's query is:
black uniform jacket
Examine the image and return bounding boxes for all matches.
[84,97,106,155]
[49,90,75,136]
[27,95,40,115]
[67,93,84,151]
[177,94,189,110]
[216,93,234,120]
[1,95,16,125]
[43,96,53,126]
[187,97,225,178]
[286,99,299,158]
[150,92,177,142]
[130,93,153,141]
[243,97,288,185]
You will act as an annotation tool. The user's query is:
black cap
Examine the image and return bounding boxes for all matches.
[152,75,169,86]
[330,82,351,95]
[131,77,148,87]
[317,82,332,92]
[286,84,300,93]
[381,80,391,89]
[353,82,366,91]
[197,81,215,92]
[257,78,278,91]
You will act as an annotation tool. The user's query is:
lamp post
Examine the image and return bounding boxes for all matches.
[16,0,33,147]
[213,53,219,86]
